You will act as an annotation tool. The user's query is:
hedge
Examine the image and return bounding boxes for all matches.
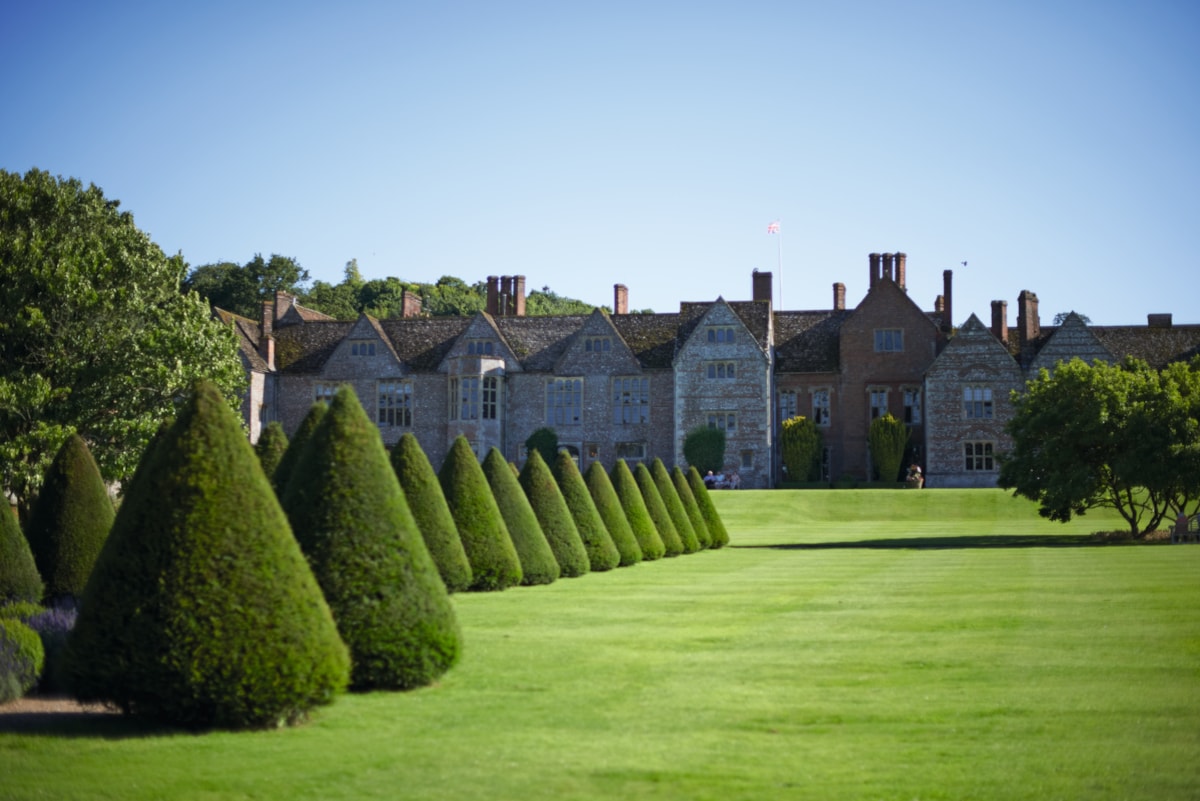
[519,450,589,578]
[609,460,665,561]
[482,448,559,586]
[554,452,620,572]
[584,461,642,567]
[438,436,523,591]
[634,462,684,557]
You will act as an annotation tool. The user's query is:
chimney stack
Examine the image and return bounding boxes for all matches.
[486,276,500,315]
[513,275,526,317]
[990,300,1009,344]
[882,253,894,282]
[895,252,907,290]
[614,284,629,315]
[260,300,275,370]
[401,288,422,318]
[942,270,954,331]
[1148,313,1173,328]
[1017,290,1040,344]
[833,282,846,310]
[869,253,881,289]
[752,270,773,305]
[500,276,513,316]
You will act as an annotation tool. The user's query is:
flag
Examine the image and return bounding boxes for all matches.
[767,221,780,234]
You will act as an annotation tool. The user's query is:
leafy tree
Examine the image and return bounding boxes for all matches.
[610,460,665,560]
[634,462,684,556]
[672,466,712,549]
[584,461,642,566]
[1053,311,1092,325]
[301,279,360,320]
[524,286,597,316]
[438,436,523,591]
[651,459,700,553]
[868,413,910,483]
[390,433,473,593]
[24,434,114,605]
[64,380,349,728]
[0,169,245,520]
[184,253,310,320]
[1000,357,1200,538]
[683,426,726,475]
[281,387,460,691]
[554,452,620,571]
[0,507,42,603]
[272,402,328,495]
[525,427,559,467]
[255,422,289,490]
[421,276,487,317]
[687,466,730,548]
[781,416,823,482]
[482,448,559,586]
[518,450,590,577]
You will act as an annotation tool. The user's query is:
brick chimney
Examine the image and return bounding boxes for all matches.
[513,275,526,317]
[882,253,894,282]
[614,284,629,315]
[752,270,773,305]
[941,270,953,331]
[895,252,907,290]
[833,282,846,310]
[934,295,945,314]
[400,288,422,318]
[500,276,513,316]
[486,276,499,315]
[1017,290,1040,343]
[1148,313,1173,328]
[869,253,881,289]
[990,300,1008,344]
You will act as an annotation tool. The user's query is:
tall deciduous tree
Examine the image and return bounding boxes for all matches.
[184,253,309,320]
[0,169,245,519]
[1000,357,1200,538]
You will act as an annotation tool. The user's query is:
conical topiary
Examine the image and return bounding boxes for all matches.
[554,453,619,572]
[634,462,683,557]
[438,437,523,591]
[0,507,42,603]
[651,459,700,554]
[687,466,730,548]
[25,434,114,604]
[281,386,461,691]
[519,450,589,578]
[672,465,712,549]
[584,461,642,567]
[273,402,328,495]
[255,421,289,490]
[391,433,473,593]
[482,448,559,586]
[64,380,349,729]
[610,460,665,561]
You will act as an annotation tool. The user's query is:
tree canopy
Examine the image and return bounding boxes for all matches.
[183,253,309,320]
[0,169,245,518]
[998,357,1200,538]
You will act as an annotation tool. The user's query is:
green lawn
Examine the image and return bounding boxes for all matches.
[3,489,1199,800]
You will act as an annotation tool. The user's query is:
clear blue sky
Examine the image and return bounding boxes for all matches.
[4,1,1197,325]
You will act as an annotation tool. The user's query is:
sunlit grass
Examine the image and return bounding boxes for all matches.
[3,490,1198,800]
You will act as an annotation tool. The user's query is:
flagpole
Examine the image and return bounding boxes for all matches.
[767,220,782,309]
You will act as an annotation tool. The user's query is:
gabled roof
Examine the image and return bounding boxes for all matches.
[273,321,355,372]
[213,307,270,373]
[676,299,772,354]
[378,317,473,371]
[611,313,680,369]
[772,310,850,373]
[493,315,588,371]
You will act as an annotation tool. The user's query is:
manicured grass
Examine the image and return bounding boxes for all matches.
[3,489,1199,800]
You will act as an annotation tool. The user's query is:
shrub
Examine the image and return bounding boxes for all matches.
[634,462,684,557]
[64,380,350,729]
[25,434,114,604]
[282,386,461,692]
[0,618,44,703]
[438,436,523,591]
[0,506,43,603]
[519,450,589,578]
[683,426,726,476]
[584,461,643,566]
[610,460,665,560]
[525,427,559,467]
[554,452,620,572]
[0,601,44,621]
[273,402,328,495]
[255,421,289,490]
[482,448,559,586]
[651,459,701,553]
[869,413,910,483]
[686,467,730,548]
[672,466,712,549]
[391,433,473,593]
[781,416,823,482]
[23,603,76,694]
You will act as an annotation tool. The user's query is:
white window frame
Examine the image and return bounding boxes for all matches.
[812,388,831,427]
[778,390,797,422]
[613,377,650,425]
[964,441,996,471]
[707,412,737,432]
[314,383,338,404]
[377,380,412,427]
[869,388,889,420]
[903,387,922,425]
[874,329,904,352]
[964,386,994,419]
[546,378,583,426]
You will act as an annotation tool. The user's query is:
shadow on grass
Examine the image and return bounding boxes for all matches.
[0,710,166,740]
[731,533,1159,550]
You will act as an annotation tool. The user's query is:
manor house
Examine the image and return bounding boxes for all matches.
[220,253,1200,488]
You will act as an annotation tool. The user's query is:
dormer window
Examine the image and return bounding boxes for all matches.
[584,337,611,353]
[350,340,376,356]
[706,327,736,343]
[466,340,494,356]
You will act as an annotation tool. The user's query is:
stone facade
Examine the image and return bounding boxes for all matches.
[221,255,1200,490]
